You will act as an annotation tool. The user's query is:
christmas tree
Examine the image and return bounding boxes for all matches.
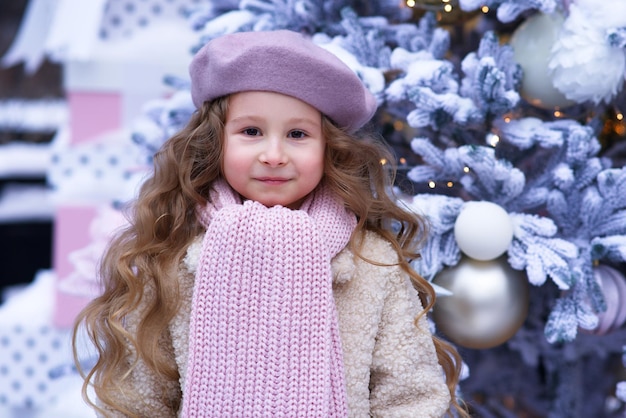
[129,1,626,416]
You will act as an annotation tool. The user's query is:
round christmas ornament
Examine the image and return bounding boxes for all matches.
[509,12,576,109]
[432,256,529,349]
[587,264,626,335]
[454,201,514,261]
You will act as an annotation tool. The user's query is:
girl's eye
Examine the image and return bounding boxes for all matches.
[288,130,306,139]
[243,127,261,136]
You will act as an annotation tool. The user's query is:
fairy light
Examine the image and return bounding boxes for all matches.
[463,166,470,173]
[380,158,388,165]
[399,157,407,164]
[405,0,458,12]
[481,5,489,13]
[487,132,500,147]
[554,110,563,118]
[425,180,455,189]
[393,120,404,131]
[617,112,624,121]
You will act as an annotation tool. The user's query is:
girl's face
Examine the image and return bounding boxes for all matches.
[222,91,325,210]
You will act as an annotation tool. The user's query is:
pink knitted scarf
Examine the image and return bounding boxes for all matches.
[182,180,356,417]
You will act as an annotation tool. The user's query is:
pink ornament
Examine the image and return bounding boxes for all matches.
[589,265,626,335]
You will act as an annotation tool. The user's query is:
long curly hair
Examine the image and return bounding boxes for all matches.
[74,96,468,417]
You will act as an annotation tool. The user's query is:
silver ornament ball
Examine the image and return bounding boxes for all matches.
[432,256,529,349]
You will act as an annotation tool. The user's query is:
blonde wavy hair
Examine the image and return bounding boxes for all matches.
[74,96,468,417]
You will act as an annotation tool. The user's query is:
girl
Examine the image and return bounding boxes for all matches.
[75,30,468,417]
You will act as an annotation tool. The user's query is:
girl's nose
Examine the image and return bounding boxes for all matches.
[259,138,287,167]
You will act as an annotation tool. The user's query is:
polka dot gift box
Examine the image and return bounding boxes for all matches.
[0,323,72,409]
[0,272,76,411]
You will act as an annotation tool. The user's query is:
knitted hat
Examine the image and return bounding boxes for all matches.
[189,30,377,132]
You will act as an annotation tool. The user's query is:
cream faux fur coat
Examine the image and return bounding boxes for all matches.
[98,232,450,417]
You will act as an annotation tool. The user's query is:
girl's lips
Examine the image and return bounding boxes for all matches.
[255,177,290,185]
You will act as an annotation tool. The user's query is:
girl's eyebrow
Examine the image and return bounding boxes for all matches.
[226,115,263,125]
[227,115,321,127]
[285,117,321,128]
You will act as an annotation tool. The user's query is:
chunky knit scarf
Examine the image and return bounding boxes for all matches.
[182,180,356,417]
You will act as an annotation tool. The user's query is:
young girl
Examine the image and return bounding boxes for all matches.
[75,30,468,417]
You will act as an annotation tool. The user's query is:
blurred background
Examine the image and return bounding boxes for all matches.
[0,0,59,293]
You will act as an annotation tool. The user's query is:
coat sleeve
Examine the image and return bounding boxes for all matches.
[94,289,182,418]
[368,269,451,418]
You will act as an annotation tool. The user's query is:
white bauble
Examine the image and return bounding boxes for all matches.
[509,12,576,109]
[454,201,514,261]
[432,256,529,349]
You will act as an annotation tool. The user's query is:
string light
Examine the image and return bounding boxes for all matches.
[425,180,455,189]
[404,0,456,12]
[486,132,500,147]
[554,110,563,118]
[481,5,489,13]
[404,0,479,24]
[380,158,388,165]
[399,157,407,164]
[463,166,470,173]
[617,112,624,121]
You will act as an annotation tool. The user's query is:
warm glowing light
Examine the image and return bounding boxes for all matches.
[393,120,404,130]
[617,112,624,121]
[504,116,511,123]
[481,5,489,13]
[428,181,436,188]
[487,133,500,147]
[442,0,451,3]
[380,158,387,165]
[447,181,454,187]
[443,4,453,12]
[399,157,407,164]
[463,166,470,173]
[406,0,416,7]
[554,110,562,117]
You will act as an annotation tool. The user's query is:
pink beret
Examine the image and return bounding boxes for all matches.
[189,30,377,133]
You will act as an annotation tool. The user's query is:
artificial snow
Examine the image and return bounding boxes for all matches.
[0,100,67,133]
[0,143,51,179]
[0,183,53,222]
